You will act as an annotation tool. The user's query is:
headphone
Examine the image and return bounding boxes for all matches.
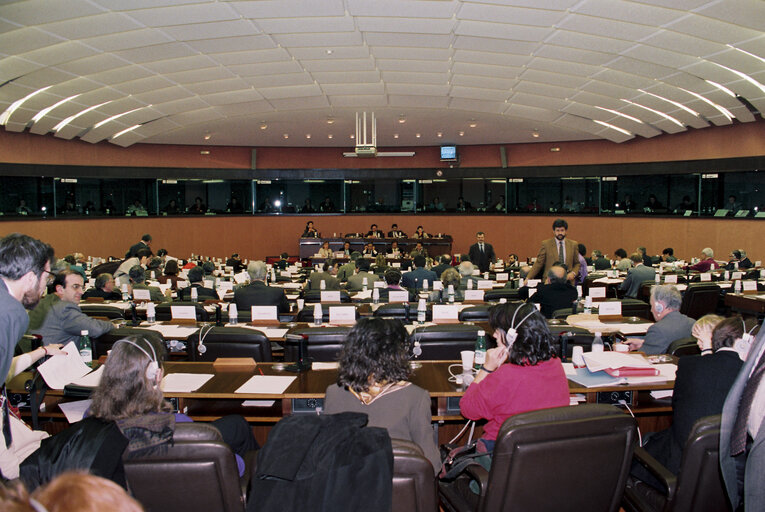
[504,304,536,347]
[734,318,758,360]
[654,302,665,314]
[113,338,159,381]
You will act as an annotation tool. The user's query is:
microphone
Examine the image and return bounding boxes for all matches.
[130,302,140,326]
[215,304,223,326]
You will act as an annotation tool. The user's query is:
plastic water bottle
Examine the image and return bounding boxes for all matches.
[372,288,380,304]
[422,279,429,291]
[78,330,92,367]
[735,280,742,293]
[467,279,473,290]
[121,283,130,301]
[271,268,276,282]
[314,303,323,326]
[146,302,156,324]
[448,284,455,303]
[417,299,426,324]
[474,330,487,371]
[592,331,604,352]
[655,273,661,284]
[362,277,368,292]
[191,286,198,302]
[229,303,238,325]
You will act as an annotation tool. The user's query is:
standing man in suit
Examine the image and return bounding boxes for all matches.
[526,219,580,284]
[721,320,765,511]
[619,253,656,299]
[125,234,152,259]
[468,232,496,273]
[234,261,289,313]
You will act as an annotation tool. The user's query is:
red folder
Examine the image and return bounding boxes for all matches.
[604,367,660,377]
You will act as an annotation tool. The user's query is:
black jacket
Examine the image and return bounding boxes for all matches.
[528,281,578,319]
[234,281,290,313]
[249,412,392,512]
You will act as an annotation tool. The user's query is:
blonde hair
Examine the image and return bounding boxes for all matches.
[692,314,724,352]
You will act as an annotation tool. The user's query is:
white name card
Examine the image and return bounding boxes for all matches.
[329,306,356,324]
[732,272,744,280]
[495,273,509,281]
[432,304,459,321]
[218,281,234,292]
[477,280,494,290]
[280,271,291,277]
[171,306,197,320]
[392,262,401,268]
[132,289,151,300]
[526,279,541,288]
[700,273,712,282]
[743,280,758,291]
[251,306,278,321]
[177,280,189,289]
[433,281,444,291]
[464,289,485,301]
[472,269,481,276]
[321,291,341,302]
[664,274,678,284]
[589,287,606,298]
[598,301,622,316]
[388,290,409,303]
[373,281,385,288]
[157,283,171,294]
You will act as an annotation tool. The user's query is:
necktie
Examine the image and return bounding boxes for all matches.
[558,241,564,264]
[480,243,484,253]
[731,346,765,455]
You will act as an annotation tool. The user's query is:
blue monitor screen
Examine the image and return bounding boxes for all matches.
[440,145,457,160]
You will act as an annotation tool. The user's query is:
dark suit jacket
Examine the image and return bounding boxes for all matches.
[401,267,437,289]
[528,281,578,318]
[468,242,496,273]
[527,237,580,281]
[431,263,452,280]
[125,241,150,258]
[82,288,122,301]
[178,284,218,301]
[593,257,611,270]
[619,264,656,299]
[234,281,290,313]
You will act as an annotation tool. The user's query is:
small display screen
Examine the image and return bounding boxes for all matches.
[440,145,457,160]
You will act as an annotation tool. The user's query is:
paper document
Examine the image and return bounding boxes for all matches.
[37,341,92,390]
[58,399,92,423]
[70,366,104,388]
[142,324,200,338]
[161,373,214,393]
[312,362,339,370]
[242,400,276,407]
[583,352,651,372]
[235,375,297,394]
[561,362,577,376]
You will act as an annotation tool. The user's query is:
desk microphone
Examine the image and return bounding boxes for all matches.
[215,304,223,326]
[130,302,140,326]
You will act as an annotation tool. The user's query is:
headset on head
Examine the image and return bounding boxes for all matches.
[734,317,757,360]
[504,304,537,346]
[654,302,665,314]
[113,338,159,381]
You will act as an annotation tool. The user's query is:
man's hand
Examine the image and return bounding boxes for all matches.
[625,338,645,351]
[566,271,576,282]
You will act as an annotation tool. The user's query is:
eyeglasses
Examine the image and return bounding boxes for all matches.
[43,270,55,285]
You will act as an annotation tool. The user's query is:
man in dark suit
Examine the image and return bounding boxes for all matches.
[82,273,121,300]
[468,232,496,273]
[526,218,580,283]
[125,234,152,258]
[234,260,289,313]
[178,266,217,301]
[365,224,384,238]
[387,224,406,238]
[528,265,578,318]
[619,253,656,299]
[401,256,437,289]
[226,253,244,273]
[431,254,453,280]
[592,250,611,270]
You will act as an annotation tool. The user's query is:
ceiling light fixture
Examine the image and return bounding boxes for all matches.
[393,134,399,139]
[415,133,421,138]
[595,106,644,124]
[203,133,211,140]
[638,89,699,117]
[93,105,148,129]
[328,134,333,139]
[593,119,633,136]
[283,133,289,139]
[704,79,736,98]
[0,85,52,125]
[53,101,112,133]
[436,132,442,138]
[260,122,267,130]
[458,131,464,136]
[31,94,81,124]
[327,117,334,124]
[713,62,765,95]
[678,87,734,121]
[306,134,311,139]
[532,130,540,138]
[110,124,141,140]
[398,115,406,124]
[620,99,684,128]
[469,121,477,128]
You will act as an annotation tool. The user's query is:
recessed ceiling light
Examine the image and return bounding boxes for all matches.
[260,122,267,130]
[415,133,421,138]
[326,49,333,55]
[283,133,289,139]
[532,130,540,138]
[350,134,355,139]
[398,115,406,124]
[469,121,477,128]
[436,132,443,138]
[203,133,211,140]
[306,134,311,139]
[328,134,333,139]
[393,134,399,139]
[458,131,464,136]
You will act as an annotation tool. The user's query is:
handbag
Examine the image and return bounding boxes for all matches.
[438,441,486,481]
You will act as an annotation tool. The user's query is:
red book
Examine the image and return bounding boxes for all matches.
[604,367,660,377]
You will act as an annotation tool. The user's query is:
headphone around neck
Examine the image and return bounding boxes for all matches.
[113,338,159,381]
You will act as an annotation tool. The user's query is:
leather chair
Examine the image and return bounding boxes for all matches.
[484,289,520,302]
[619,298,652,320]
[92,327,167,359]
[283,326,351,362]
[667,337,701,357]
[302,290,351,303]
[374,302,433,322]
[547,325,595,358]
[409,324,482,360]
[295,304,359,323]
[124,423,245,512]
[439,404,637,512]
[79,304,126,320]
[155,301,210,321]
[392,439,438,512]
[186,326,273,362]
[679,283,721,320]
[623,415,727,512]
[458,305,490,322]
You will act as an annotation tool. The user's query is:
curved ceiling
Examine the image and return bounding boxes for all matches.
[0,0,763,149]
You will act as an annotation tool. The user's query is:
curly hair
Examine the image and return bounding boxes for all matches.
[89,335,169,422]
[336,317,411,393]
[712,316,744,352]
[488,302,556,365]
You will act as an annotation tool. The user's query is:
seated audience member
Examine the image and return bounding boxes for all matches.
[114,249,152,287]
[387,224,406,238]
[529,265,578,318]
[637,246,653,267]
[274,252,290,270]
[686,247,718,272]
[726,249,753,271]
[337,252,361,282]
[226,196,244,213]
[165,199,180,215]
[737,249,753,269]
[361,242,378,258]
[301,220,319,238]
[300,198,315,213]
[317,241,333,259]
[156,259,183,290]
[32,270,115,346]
[340,241,352,257]
[661,247,677,263]
[401,256,437,290]
[592,250,611,270]
[145,257,163,280]
[632,317,744,488]
[82,273,121,301]
[675,195,694,212]
[226,253,244,273]
[412,226,429,239]
[63,254,86,280]
[408,242,427,260]
[625,285,695,355]
[429,267,463,303]
[372,254,388,276]
[460,302,570,457]
[692,314,724,355]
[201,261,215,277]
[306,260,341,291]
[457,261,479,290]
[188,196,206,214]
[506,253,519,268]
[614,248,631,271]
[387,241,402,258]
[377,269,415,302]
[319,196,335,213]
[234,261,289,313]
[576,243,588,285]
[126,199,147,216]
[619,253,656,299]
[431,254,453,279]
[178,266,217,301]
[645,194,663,211]
[128,266,164,302]
[366,224,384,238]
[324,318,440,472]
[345,259,377,292]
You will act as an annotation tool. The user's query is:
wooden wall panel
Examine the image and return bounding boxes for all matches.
[1,215,761,265]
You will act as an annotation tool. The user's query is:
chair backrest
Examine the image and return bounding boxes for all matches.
[92,327,167,359]
[547,325,595,358]
[186,326,272,362]
[458,305,490,322]
[391,439,438,512]
[302,290,351,303]
[668,415,728,512]
[124,423,244,512]
[295,304,359,323]
[79,304,126,320]
[679,283,721,320]
[484,289,520,302]
[667,337,701,358]
[409,324,481,360]
[481,404,637,512]
[618,298,652,320]
[284,326,351,362]
[155,301,210,321]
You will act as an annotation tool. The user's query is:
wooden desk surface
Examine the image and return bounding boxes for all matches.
[724,292,765,315]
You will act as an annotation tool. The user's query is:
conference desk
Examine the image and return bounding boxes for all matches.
[724,292,765,316]
[299,236,452,259]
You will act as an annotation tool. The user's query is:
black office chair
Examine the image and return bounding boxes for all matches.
[155,301,210,321]
[547,325,595,358]
[409,324,483,360]
[484,289,520,302]
[92,327,168,359]
[283,326,351,362]
[392,439,438,512]
[623,415,728,512]
[439,404,637,512]
[619,298,653,320]
[679,283,721,320]
[186,326,273,362]
[667,337,701,357]
[458,305,491,322]
[80,304,126,320]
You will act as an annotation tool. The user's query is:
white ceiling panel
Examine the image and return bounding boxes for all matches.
[569,91,624,110]
[513,81,573,100]
[80,28,173,52]
[131,85,194,105]
[382,71,449,85]
[452,35,539,55]
[377,59,450,73]
[348,0,456,18]
[58,54,132,77]
[202,89,267,106]
[166,107,225,127]
[640,30,727,59]
[371,47,452,61]
[142,55,219,74]
[290,47,370,60]
[357,17,455,35]
[123,3,240,28]
[365,32,452,49]
[453,50,530,68]
[449,86,508,101]
[270,95,330,109]
[186,35,276,54]
[327,94,387,108]
[17,41,98,68]
[386,83,450,97]
[0,0,104,25]
[86,66,154,87]
[211,48,292,66]
[448,97,506,114]
[579,80,637,100]
[389,95,450,108]
[706,48,765,75]
[213,100,274,116]
[161,20,257,41]
[311,71,381,84]
[533,44,613,66]
[0,27,64,55]
[184,78,251,96]
[526,57,602,78]
[607,57,678,81]
[301,58,376,73]
[621,45,701,70]
[273,32,363,48]
[455,21,554,42]
[507,92,569,110]
[520,69,589,89]
[38,12,142,39]
[234,0,346,18]
[591,69,656,90]
[0,57,44,83]
[321,82,385,96]
[257,16,355,34]
[694,1,765,32]
[258,84,323,100]
[665,13,763,45]
[113,42,198,64]
[450,75,517,91]
[452,62,521,79]
[164,67,236,85]
[152,95,209,116]
[13,68,78,89]
[504,103,560,122]
[544,29,634,54]
[242,73,314,88]
[574,0,685,26]
[552,113,602,136]
[557,13,660,42]
[458,3,566,26]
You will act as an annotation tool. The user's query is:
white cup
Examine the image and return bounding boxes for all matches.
[614,343,630,353]
[296,298,305,310]
[572,346,585,367]
[460,350,475,373]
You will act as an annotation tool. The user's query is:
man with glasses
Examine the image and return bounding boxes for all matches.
[32,269,114,346]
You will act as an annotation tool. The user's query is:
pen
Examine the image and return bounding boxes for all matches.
[258,366,264,376]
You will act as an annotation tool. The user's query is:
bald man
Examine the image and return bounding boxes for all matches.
[528,265,578,319]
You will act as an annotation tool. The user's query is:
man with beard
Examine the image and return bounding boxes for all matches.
[525,218,580,284]
[0,233,55,479]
